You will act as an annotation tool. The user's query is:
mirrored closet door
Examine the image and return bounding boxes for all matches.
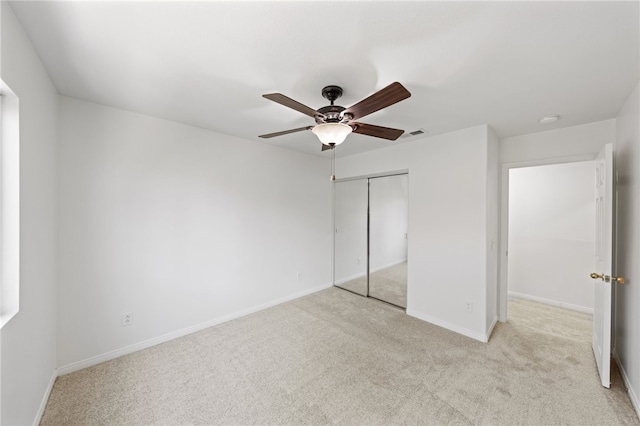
[369,174,408,308]
[333,174,408,308]
[334,179,368,296]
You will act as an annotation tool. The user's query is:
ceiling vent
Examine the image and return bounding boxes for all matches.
[401,128,428,138]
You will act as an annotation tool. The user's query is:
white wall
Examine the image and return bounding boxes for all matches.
[337,125,496,341]
[508,162,596,312]
[501,119,615,164]
[1,3,59,425]
[369,174,408,270]
[58,97,332,369]
[614,82,640,416]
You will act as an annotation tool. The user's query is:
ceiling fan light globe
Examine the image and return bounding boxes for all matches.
[312,123,352,146]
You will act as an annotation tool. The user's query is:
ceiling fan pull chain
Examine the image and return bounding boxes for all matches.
[331,147,336,181]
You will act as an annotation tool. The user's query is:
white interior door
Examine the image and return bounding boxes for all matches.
[592,143,614,388]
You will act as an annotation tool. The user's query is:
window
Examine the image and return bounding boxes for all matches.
[0,78,20,328]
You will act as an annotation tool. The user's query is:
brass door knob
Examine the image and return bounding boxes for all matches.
[590,272,625,284]
[590,272,611,282]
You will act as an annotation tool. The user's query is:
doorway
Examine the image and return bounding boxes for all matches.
[500,149,624,389]
[333,173,408,309]
[498,154,595,322]
[506,161,596,315]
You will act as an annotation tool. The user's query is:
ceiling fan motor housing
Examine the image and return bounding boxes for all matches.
[316,105,346,124]
[316,85,354,124]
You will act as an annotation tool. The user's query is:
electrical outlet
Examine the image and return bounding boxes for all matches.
[297,272,302,281]
[121,312,133,326]
[357,257,361,264]
[465,301,473,312]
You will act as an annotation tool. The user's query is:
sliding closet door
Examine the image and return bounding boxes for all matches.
[334,179,368,296]
[368,174,408,308]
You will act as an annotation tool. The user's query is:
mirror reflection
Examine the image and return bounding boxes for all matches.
[333,174,408,308]
[369,175,408,308]
[334,179,368,296]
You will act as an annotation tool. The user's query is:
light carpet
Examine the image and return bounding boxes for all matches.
[41,288,638,425]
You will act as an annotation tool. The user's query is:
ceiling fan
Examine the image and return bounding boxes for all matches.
[259,82,411,151]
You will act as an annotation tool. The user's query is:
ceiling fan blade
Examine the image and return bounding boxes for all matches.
[262,93,319,118]
[351,122,405,140]
[343,82,411,121]
[259,126,313,139]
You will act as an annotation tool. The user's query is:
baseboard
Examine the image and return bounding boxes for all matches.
[508,291,593,315]
[370,259,407,274]
[335,259,407,286]
[406,309,489,342]
[57,282,333,376]
[33,369,57,426]
[486,315,498,341]
[334,271,366,286]
[613,349,640,421]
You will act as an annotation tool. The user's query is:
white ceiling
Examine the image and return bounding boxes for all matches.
[9,1,639,158]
